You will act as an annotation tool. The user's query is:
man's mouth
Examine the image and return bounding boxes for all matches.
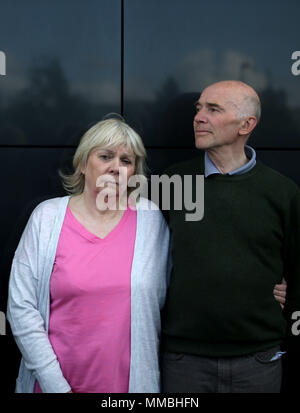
[195,130,211,134]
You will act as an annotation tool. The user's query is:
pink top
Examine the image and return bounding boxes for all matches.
[34,205,137,393]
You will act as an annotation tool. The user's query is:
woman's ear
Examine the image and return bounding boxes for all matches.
[80,161,86,175]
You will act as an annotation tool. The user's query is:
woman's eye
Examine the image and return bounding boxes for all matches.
[122,159,131,165]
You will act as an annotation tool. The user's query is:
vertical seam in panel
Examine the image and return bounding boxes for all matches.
[121,0,124,117]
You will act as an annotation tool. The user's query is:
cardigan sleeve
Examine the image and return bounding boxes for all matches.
[7,205,71,393]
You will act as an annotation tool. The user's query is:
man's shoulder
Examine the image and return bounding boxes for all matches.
[256,161,300,202]
[163,152,205,176]
[257,161,299,191]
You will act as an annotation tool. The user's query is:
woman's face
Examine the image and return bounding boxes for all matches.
[81,144,136,206]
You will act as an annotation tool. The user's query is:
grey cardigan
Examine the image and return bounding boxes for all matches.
[7,196,170,393]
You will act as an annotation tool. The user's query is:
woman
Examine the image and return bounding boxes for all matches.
[7,118,170,393]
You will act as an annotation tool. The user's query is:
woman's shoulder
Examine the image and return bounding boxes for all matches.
[135,197,160,212]
[33,196,69,214]
[135,197,169,229]
[29,196,70,224]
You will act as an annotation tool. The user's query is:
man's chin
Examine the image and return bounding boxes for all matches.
[195,139,209,150]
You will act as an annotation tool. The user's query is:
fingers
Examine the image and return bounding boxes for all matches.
[273,283,286,305]
[273,287,286,296]
[274,278,287,309]
[274,294,285,304]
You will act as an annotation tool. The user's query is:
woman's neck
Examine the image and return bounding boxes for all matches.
[71,192,127,222]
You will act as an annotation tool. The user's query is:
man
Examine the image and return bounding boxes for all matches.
[161,80,300,393]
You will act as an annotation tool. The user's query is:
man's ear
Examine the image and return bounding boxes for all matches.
[238,116,257,136]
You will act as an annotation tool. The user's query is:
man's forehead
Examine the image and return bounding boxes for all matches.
[197,86,242,108]
[199,81,258,104]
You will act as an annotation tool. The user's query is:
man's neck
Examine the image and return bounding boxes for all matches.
[206,146,248,175]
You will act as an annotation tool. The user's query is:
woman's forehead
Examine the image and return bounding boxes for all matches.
[93,144,135,157]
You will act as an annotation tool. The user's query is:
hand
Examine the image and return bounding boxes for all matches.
[273,278,287,309]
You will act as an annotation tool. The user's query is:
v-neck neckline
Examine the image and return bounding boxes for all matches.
[66,205,130,243]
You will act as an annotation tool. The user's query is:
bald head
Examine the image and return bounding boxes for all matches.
[202,80,261,122]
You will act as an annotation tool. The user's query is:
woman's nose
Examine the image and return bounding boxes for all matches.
[108,157,120,174]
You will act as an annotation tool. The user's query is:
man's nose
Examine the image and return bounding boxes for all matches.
[194,108,207,123]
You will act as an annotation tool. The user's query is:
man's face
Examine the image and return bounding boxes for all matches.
[193,84,243,150]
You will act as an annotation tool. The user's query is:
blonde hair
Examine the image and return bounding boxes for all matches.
[60,118,147,195]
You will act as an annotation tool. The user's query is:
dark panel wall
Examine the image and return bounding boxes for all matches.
[0,0,299,394]
[0,0,121,146]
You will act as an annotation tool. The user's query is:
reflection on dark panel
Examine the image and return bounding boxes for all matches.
[124,0,300,148]
[125,91,198,149]
[0,0,121,146]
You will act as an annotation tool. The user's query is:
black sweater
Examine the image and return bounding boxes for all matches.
[161,153,300,357]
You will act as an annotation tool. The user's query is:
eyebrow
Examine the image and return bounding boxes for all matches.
[194,101,224,111]
[98,148,134,158]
